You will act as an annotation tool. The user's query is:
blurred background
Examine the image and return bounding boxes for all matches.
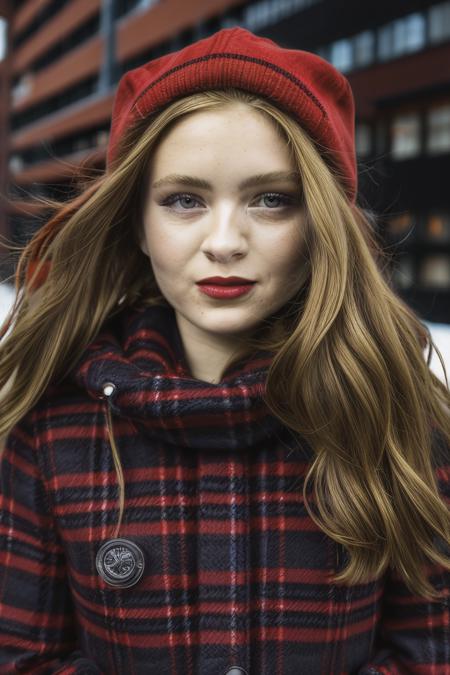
[0,0,448,384]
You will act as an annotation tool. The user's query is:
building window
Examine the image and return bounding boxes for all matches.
[355,123,372,156]
[11,73,33,105]
[353,30,375,68]
[73,138,91,153]
[429,0,450,44]
[137,0,159,8]
[378,13,426,62]
[245,2,269,30]
[12,74,98,131]
[330,38,353,72]
[425,213,450,241]
[407,13,426,51]
[386,212,415,238]
[121,0,160,16]
[392,256,414,289]
[391,113,421,159]
[8,155,25,174]
[420,255,450,288]
[95,130,109,147]
[221,14,241,28]
[378,23,394,61]
[322,11,427,72]
[242,0,321,32]
[10,0,71,51]
[393,13,426,55]
[426,103,450,154]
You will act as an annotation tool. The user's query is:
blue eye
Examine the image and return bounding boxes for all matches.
[260,193,291,208]
[162,193,200,209]
[159,192,295,211]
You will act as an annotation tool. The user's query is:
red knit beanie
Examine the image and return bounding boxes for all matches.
[107,26,357,202]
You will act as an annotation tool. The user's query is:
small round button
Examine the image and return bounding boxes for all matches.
[225,668,248,675]
[96,538,145,588]
[102,382,116,398]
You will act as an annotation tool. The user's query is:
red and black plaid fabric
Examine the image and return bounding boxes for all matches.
[0,304,449,674]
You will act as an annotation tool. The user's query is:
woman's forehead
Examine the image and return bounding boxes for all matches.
[148,107,298,180]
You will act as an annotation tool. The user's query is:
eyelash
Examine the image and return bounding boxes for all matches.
[159,191,296,212]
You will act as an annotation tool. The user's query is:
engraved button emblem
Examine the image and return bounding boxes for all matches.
[95,538,145,588]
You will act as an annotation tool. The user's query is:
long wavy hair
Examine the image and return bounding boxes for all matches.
[1,88,449,600]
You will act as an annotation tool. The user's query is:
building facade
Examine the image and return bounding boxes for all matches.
[1,0,449,321]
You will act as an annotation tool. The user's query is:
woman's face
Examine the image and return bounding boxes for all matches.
[140,103,306,370]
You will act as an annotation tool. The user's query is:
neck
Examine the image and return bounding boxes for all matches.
[174,311,252,384]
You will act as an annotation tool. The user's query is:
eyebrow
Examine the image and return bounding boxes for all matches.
[152,171,301,191]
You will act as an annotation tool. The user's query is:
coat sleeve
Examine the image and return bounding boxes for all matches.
[358,436,450,675]
[0,410,101,674]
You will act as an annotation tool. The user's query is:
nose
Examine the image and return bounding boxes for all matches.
[200,204,248,261]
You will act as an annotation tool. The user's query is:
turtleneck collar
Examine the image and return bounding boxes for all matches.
[71,303,301,452]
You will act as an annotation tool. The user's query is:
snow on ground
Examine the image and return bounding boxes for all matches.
[0,283,14,322]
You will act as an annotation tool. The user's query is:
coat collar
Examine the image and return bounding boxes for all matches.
[72,303,297,451]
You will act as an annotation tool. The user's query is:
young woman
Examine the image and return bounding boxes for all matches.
[0,26,449,675]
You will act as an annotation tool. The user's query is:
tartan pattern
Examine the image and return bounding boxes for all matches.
[0,304,449,674]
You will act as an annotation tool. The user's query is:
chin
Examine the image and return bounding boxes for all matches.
[201,313,263,332]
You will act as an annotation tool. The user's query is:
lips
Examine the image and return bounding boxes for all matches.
[197,283,255,299]
[197,277,255,286]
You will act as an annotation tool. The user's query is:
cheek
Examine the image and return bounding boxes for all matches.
[265,237,305,296]
[145,227,193,273]
[269,230,303,274]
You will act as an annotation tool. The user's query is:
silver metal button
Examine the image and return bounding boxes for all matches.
[96,538,145,588]
[224,669,248,675]
[102,382,116,398]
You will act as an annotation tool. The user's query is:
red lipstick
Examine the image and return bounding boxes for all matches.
[196,276,256,299]
[198,284,255,299]
[197,276,255,285]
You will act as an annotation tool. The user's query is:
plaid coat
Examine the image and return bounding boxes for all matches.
[0,304,449,675]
